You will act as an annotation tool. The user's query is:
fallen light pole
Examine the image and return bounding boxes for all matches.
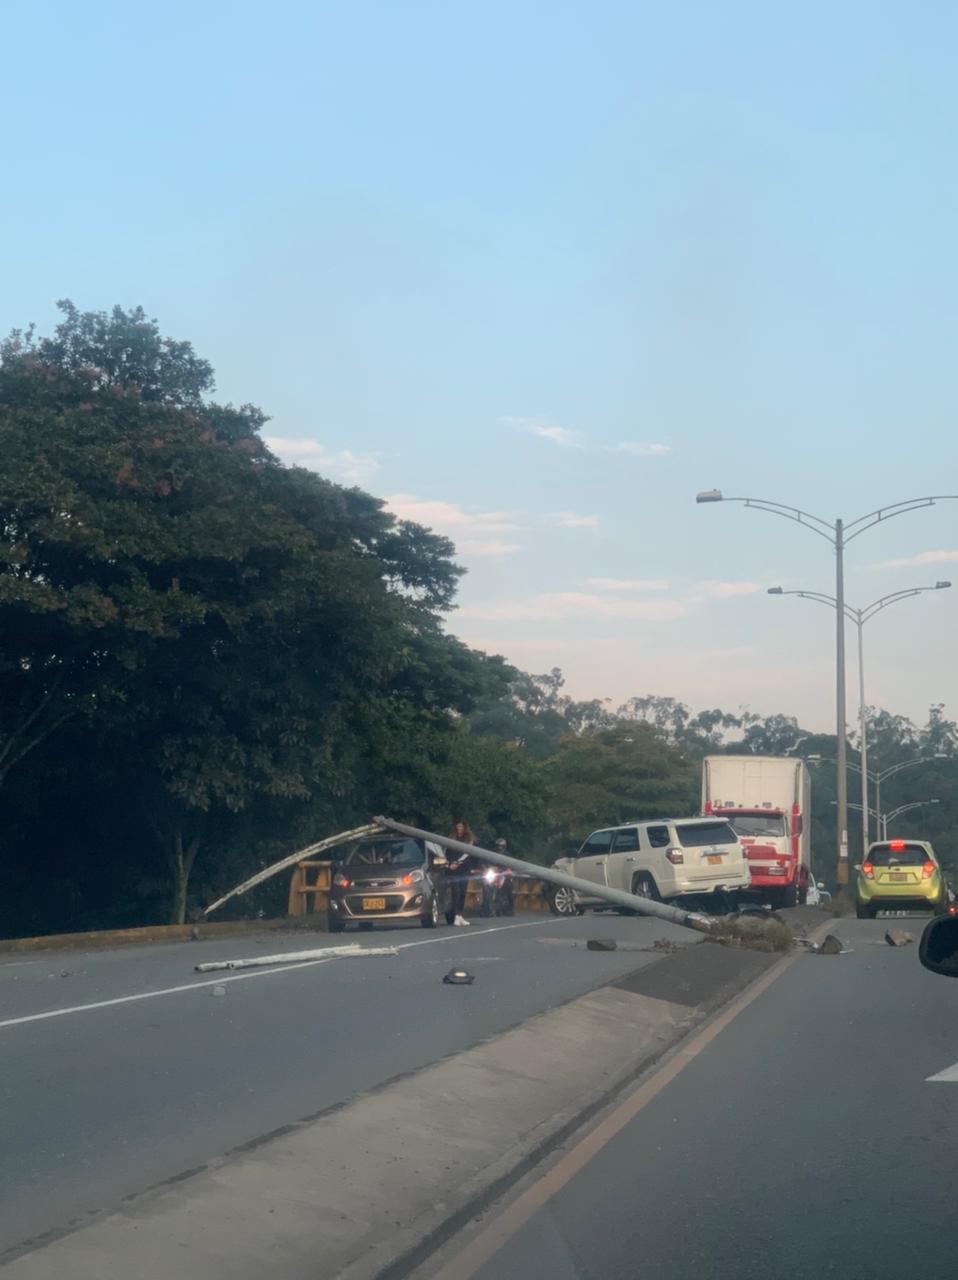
[195,944,398,973]
[202,822,383,917]
[374,817,716,935]
[201,815,718,938]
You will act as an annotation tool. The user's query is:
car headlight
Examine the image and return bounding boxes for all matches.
[400,869,425,886]
[484,868,497,883]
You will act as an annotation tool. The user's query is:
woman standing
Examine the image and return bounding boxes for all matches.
[446,819,478,926]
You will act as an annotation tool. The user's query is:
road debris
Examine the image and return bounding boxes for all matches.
[443,968,475,985]
[709,915,792,953]
[813,934,844,955]
[194,944,398,972]
[586,938,617,951]
[884,929,915,947]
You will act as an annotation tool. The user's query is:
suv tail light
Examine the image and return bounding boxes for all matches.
[666,848,684,865]
[922,861,935,879]
[861,862,874,880]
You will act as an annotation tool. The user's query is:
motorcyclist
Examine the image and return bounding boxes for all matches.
[480,837,515,917]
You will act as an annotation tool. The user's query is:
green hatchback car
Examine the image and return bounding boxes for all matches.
[855,839,949,919]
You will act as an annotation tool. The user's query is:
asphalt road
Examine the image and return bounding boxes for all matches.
[429,915,958,1280]
[0,911,691,1259]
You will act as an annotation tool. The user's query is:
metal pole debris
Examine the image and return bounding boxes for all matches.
[194,944,398,972]
[374,817,716,935]
[202,822,385,917]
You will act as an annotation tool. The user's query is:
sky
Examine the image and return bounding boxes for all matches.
[4,0,958,732]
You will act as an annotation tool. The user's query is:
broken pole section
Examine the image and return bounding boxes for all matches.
[374,816,716,936]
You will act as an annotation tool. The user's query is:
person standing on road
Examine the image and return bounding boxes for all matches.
[446,819,478,926]
[481,837,515,917]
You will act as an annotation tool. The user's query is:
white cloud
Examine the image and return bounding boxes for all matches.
[457,539,524,557]
[586,577,670,592]
[608,442,671,457]
[872,549,958,569]
[499,416,586,448]
[384,494,523,557]
[692,580,762,599]
[265,435,380,487]
[551,511,600,528]
[456,592,687,622]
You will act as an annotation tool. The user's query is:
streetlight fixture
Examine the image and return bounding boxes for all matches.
[832,797,940,840]
[810,753,948,837]
[695,489,958,884]
[767,583,950,849]
[835,793,937,844]
[883,798,940,838]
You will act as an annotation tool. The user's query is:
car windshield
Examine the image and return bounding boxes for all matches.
[868,843,930,866]
[675,821,739,847]
[343,839,423,868]
[729,814,786,838]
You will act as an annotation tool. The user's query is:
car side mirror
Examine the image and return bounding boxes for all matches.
[919,916,958,977]
[817,881,825,889]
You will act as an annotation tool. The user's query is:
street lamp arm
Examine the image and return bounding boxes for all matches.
[885,799,940,823]
[716,497,836,541]
[859,585,951,624]
[844,496,958,544]
[835,800,881,819]
[772,589,859,624]
[878,757,939,783]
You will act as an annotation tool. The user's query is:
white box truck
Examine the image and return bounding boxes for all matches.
[701,755,812,908]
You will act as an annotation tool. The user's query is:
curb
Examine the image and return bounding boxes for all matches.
[0,916,329,955]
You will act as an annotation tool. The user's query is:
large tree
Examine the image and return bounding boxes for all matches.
[0,302,482,921]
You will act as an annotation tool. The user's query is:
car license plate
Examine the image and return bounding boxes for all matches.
[707,855,722,865]
[362,897,386,911]
[889,873,908,883]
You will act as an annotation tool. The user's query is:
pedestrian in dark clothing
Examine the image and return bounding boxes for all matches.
[446,820,478,925]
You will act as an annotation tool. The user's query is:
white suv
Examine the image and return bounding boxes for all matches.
[548,817,750,915]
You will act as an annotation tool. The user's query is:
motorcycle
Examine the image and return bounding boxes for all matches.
[480,864,515,917]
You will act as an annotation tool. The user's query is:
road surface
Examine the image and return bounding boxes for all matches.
[417,915,958,1280]
[0,911,689,1260]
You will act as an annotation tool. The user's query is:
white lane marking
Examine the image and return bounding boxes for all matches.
[0,919,556,1032]
[926,1060,958,1081]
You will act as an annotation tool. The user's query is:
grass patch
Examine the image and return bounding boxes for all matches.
[706,916,793,953]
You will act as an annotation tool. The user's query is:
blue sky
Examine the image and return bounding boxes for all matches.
[4,0,958,730]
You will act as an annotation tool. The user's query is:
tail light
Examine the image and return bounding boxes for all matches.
[333,872,350,888]
[922,861,936,879]
[666,849,684,865]
[889,839,905,851]
[948,903,957,917]
[861,862,874,880]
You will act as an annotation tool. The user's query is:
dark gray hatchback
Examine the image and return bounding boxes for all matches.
[327,837,454,932]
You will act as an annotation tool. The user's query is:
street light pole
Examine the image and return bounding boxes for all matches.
[769,584,950,857]
[835,519,847,874]
[833,797,939,840]
[696,490,957,886]
[856,613,868,846]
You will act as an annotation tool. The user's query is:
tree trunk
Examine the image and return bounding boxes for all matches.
[167,831,200,925]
